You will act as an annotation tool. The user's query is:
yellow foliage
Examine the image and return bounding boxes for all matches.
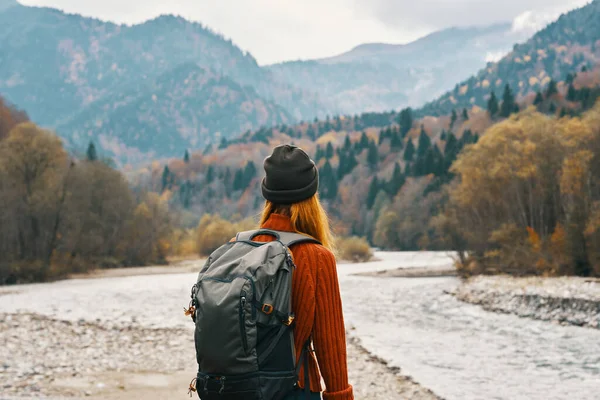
[481,80,490,88]
[541,76,551,86]
[336,236,373,263]
[526,227,541,252]
[196,215,237,256]
[585,203,600,236]
[529,76,539,86]
[560,151,593,196]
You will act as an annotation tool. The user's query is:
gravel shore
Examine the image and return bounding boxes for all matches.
[0,313,439,400]
[453,275,600,329]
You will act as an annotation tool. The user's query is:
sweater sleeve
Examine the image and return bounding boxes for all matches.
[312,248,354,400]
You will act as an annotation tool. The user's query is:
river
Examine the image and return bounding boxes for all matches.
[1,252,599,399]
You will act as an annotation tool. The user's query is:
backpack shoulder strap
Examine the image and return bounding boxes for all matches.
[236,229,280,242]
[277,231,321,248]
[236,229,321,248]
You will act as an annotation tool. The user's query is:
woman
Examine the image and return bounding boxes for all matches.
[253,144,354,400]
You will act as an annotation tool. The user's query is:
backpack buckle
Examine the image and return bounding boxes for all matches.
[261,304,274,315]
[283,315,295,326]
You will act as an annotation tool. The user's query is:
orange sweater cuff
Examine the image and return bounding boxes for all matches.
[322,385,354,400]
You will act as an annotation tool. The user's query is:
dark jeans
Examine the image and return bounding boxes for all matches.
[283,389,322,400]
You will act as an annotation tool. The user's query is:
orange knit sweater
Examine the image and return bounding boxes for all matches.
[254,214,354,400]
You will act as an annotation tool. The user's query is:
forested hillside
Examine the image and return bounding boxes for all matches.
[0,3,320,163]
[58,63,291,165]
[132,64,600,278]
[419,0,600,116]
[0,95,172,284]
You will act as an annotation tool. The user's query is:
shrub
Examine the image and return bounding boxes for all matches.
[336,236,373,263]
[197,215,237,256]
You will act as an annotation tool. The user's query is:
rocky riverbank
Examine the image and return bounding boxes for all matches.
[453,276,600,329]
[0,313,438,400]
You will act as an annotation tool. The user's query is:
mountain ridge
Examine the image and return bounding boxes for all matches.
[419,0,600,116]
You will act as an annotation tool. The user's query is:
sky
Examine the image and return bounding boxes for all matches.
[19,0,591,65]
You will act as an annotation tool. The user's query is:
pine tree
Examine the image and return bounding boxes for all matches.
[206,165,214,184]
[404,163,412,177]
[450,109,457,128]
[417,126,432,158]
[344,135,351,151]
[545,80,558,97]
[444,132,459,170]
[388,162,405,194]
[549,102,557,114]
[337,153,347,180]
[404,139,415,162]
[398,108,413,137]
[307,125,316,141]
[219,137,228,149]
[335,116,342,131]
[161,166,172,192]
[324,115,332,132]
[500,84,516,118]
[243,161,257,187]
[184,150,190,163]
[390,129,403,150]
[424,147,435,175]
[567,83,577,102]
[325,142,334,159]
[367,177,379,209]
[359,131,369,150]
[179,181,192,209]
[534,91,544,106]
[315,145,323,162]
[378,129,385,145]
[319,161,338,200]
[233,168,244,191]
[559,108,568,118]
[462,108,469,120]
[440,130,447,141]
[367,140,379,169]
[432,145,444,176]
[487,91,499,118]
[86,141,98,161]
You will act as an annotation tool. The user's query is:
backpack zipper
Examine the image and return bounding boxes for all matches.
[239,291,248,353]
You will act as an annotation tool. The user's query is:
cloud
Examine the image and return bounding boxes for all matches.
[19,0,591,65]
[511,1,590,36]
[352,0,588,31]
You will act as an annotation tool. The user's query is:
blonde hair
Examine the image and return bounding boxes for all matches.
[259,194,335,252]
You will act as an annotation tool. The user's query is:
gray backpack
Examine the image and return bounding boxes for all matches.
[186,229,320,400]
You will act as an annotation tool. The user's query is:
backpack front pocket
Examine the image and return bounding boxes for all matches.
[195,276,258,375]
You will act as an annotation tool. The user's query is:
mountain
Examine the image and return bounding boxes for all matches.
[419,0,600,116]
[267,24,529,115]
[0,3,320,163]
[58,63,291,165]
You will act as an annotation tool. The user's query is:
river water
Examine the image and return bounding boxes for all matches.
[1,252,599,399]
